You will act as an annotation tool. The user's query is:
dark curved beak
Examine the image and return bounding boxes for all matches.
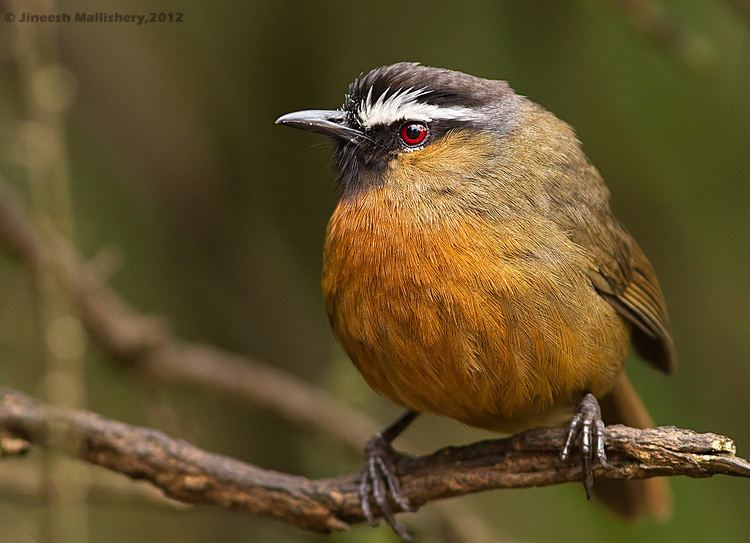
[275,110,362,142]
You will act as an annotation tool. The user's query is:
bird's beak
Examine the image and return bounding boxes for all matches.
[275,110,363,142]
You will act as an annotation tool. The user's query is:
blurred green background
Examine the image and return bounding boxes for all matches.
[0,0,748,542]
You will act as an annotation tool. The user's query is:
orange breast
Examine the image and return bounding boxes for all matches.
[322,186,630,431]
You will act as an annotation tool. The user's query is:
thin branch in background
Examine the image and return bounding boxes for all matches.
[612,0,716,74]
[1,387,749,535]
[0,184,495,542]
[0,183,372,450]
[7,0,89,540]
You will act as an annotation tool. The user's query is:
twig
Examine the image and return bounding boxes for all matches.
[9,2,90,539]
[0,183,375,450]
[1,387,748,534]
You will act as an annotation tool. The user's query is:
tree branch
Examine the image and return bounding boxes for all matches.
[2,387,749,534]
[0,183,376,450]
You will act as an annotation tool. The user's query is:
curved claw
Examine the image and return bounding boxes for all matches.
[560,393,611,499]
[358,433,414,541]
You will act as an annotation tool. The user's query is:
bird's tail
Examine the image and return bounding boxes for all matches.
[594,372,672,521]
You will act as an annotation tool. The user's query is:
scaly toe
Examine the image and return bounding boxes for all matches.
[358,435,414,541]
[561,393,611,498]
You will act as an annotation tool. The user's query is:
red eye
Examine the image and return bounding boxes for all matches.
[399,122,428,146]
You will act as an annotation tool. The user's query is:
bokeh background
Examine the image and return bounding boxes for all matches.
[0,1,748,542]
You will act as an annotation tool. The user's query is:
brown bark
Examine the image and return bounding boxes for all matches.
[2,387,748,534]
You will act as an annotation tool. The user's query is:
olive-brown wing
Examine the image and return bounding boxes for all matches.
[589,229,676,375]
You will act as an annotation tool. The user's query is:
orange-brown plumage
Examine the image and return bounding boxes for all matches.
[322,127,631,432]
[277,63,675,534]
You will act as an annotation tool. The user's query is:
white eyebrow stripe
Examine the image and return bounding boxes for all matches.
[356,86,479,128]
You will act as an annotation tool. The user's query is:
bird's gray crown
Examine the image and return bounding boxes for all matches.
[343,63,509,129]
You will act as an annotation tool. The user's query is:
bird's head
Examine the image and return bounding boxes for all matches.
[276,63,527,196]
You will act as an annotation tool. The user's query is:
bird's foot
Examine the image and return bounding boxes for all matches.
[358,432,414,541]
[560,393,611,498]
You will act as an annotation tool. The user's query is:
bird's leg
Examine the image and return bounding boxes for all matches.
[359,409,419,542]
[560,393,611,499]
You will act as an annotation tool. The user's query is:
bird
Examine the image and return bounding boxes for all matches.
[276,62,675,541]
